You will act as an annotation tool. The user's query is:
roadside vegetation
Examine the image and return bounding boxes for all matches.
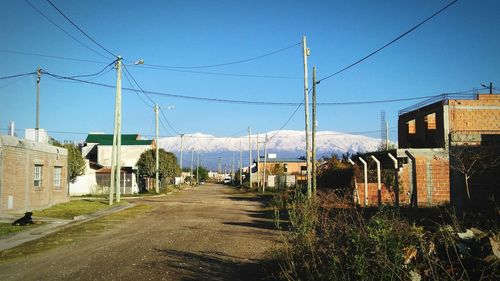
[33,199,127,220]
[269,188,499,281]
[0,204,154,261]
[0,223,38,238]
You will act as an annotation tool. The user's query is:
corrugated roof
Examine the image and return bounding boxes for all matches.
[85,134,152,146]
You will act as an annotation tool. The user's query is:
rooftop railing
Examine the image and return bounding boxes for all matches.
[398,93,478,116]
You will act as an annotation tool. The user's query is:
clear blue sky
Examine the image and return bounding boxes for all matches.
[1,0,499,143]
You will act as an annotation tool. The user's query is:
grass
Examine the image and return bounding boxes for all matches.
[0,204,155,261]
[33,199,127,220]
[0,223,39,238]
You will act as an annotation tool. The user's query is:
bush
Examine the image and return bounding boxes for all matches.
[272,190,499,281]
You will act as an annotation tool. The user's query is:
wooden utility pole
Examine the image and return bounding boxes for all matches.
[312,66,317,195]
[110,56,122,205]
[154,104,159,193]
[248,126,252,188]
[196,149,200,185]
[35,67,41,142]
[302,36,312,198]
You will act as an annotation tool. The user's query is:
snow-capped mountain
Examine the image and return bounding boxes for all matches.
[157,130,381,170]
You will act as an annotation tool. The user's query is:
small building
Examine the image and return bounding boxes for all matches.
[256,157,307,189]
[0,135,69,213]
[71,133,154,195]
[354,93,500,208]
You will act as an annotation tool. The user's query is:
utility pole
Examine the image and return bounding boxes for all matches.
[239,140,243,186]
[302,36,312,198]
[263,134,268,193]
[248,126,252,188]
[218,156,222,182]
[154,104,159,193]
[312,66,317,195]
[257,133,260,190]
[190,148,194,185]
[385,120,389,150]
[490,82,493,94]
[196,149,200,185]
[231,152,235,181]
[179,134,184,172]
[110,56,122,205]
[35,67,41,142]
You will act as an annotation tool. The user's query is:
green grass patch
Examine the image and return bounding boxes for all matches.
[33,199,127,220]
[0,204,155,261]
[0,223,39,238]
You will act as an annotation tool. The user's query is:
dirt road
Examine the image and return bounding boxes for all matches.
[0,184,280,281]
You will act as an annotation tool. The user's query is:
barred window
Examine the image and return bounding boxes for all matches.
[34,165,43,188]
[54,167,62,188]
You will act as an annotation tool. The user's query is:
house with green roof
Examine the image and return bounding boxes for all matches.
[70,134,154,195]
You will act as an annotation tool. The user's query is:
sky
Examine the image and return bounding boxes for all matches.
[1,0,499,144]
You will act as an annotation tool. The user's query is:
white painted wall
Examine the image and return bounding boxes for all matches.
[69,160,98,196]
[97,145,151,167]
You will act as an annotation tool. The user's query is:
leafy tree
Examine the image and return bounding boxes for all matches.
[136,149,181,187]
[195,166,209,181]
[50,138,86,183]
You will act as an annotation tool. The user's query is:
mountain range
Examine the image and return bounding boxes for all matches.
[157,130,382,170]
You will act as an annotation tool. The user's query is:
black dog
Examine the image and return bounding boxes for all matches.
[12,212,34,226]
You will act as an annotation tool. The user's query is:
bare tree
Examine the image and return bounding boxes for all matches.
[448,143,500,200]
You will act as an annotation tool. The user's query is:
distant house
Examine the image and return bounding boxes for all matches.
[353,93,500,208]
[256,157,307,189]
[70,134,154,195]
[0,135,69,213]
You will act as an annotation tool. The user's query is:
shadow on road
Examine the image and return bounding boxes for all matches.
[151,249,269,281]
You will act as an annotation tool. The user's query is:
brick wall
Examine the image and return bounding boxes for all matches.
[1,137,69,213]
[448,94,500,133]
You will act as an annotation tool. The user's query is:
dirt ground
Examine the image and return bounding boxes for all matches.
[0,184,281,281]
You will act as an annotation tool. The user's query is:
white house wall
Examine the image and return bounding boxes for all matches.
[97,145,150,167]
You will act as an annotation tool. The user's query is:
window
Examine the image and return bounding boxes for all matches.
[425,113,436,130]
[54,167,62,188]
[407,120,416,134]
[34,165,43,188]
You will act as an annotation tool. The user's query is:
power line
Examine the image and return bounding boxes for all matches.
[121,67,154,108]
[45,0,117,58]
[24,0,111,60]
[0,49,108,64]
[0,72,37,80]
[142,42,301,69]
[129,64,302,80]
[41,71,480,106]
[267,98,305,141]
[160,108,182,135]
[317,0,459,84]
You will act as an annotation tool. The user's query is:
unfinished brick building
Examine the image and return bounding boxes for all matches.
[354,93,499,208]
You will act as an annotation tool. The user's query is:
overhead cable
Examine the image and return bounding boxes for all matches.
[45,0,118,58]
[24,0,111,60]
[142,42,301,69]
[317,0,459,84]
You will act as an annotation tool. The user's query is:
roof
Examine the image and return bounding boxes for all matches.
[85,134,153,146]
[260,158,307,163]
[398,93,478,116]
[0,135,68,155]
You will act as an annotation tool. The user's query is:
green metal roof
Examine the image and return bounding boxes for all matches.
[85,134,153,146]
[262,158,306,163]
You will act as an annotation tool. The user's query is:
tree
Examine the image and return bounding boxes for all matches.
[50,139,86,183]
[448,144,500,200]
[195,166,209,181]
[136,149,181,187]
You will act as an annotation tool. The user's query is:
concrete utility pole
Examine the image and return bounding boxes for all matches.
[154,104,160,193]
[196,149,200,185]
[239,140,243,186]
[257,133,260,190]
[385,120,389,150]
[35,67,41,142]
[179,134,184,171]
[312,66,317,195]
[190,148,194,185]
[110,56,122,205]
[231,152,235,181]
[248,126,252,188]
[302,36,312,198]
[263,134,268,193]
